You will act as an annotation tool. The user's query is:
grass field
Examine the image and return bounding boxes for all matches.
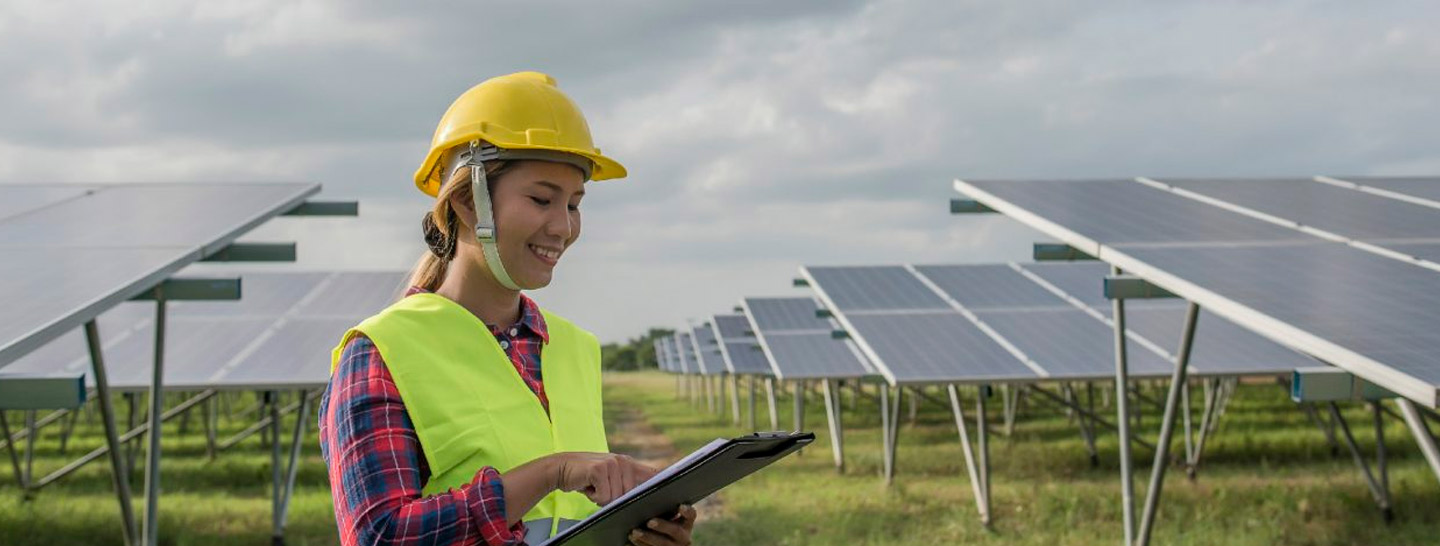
[0,372,1437,545]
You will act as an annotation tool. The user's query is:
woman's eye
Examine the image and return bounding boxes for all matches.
[568,203,580,212]
[529,196,551,206]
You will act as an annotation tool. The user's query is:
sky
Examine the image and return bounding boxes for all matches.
[2,0,1437,343]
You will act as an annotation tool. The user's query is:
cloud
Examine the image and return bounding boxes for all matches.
[1,0,1438,341]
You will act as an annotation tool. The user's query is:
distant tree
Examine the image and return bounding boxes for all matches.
[600,327,675,371]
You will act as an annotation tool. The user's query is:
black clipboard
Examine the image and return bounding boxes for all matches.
[540,431,814,546]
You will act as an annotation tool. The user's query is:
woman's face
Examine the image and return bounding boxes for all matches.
[485,160,586,289]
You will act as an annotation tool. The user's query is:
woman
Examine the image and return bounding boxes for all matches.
[320,72,696,546]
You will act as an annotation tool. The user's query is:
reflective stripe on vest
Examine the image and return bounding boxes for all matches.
[331,292,608,536]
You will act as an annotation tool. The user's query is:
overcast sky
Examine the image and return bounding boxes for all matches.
[2,1,1437,342]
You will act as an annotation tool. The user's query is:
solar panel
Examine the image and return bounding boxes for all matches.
[1122,307,1316,376]
[673,332,695,374]
[0,184,98,221]
[652,339,669,371]
[1017,261,1181,315]
[3,272,406,391]
[711,314,771,375]
[0,246,197,366]
[0,183,319,367]
[1013,261,1115,308]
[959,179,1313,251]
[803,265,1043,384]
[690,324,727,376]
[803,265,949,311]
[912,263,1064,310]
[661,335,680,372]
[1383,242,1440,264]
[975,308,1174,379]
[842,312,1036,384]
[740,297,871,380]
[1154,177,1440,241]
[1112,242,1440,403]
[915,262,1300,380]
[1336,176,1440,203]
[0,183,314,254]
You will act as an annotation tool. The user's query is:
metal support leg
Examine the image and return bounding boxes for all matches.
[1064,383,1099,467]
[140,296,169,546]
[269,392,282,545]
[205,397,218,460]
[730,375,742,425]
[1111,282,1136,546]
[23,410,36,489]
[1136,302,1200,546]
[822,379,845,473]
[884,385,902,484]
[747,376,757,432]
[946,385,989,525]
[125,393,140,474]
[1002,385,1016,436]
[0,412,23,487]
[1374,402,1388,501]
[1302,402,1342,457]
[86,320,139,546]
[977,385,991,526]
[793,381,805,433]
[60,407,82,455]
[1182,380,1193,471]
[1395,399,1440,487]
[275,393,312,545]
[764,377,779,430]
[908,386,919,425]
[1188,378,1222,479]
[1330,402,1393,521]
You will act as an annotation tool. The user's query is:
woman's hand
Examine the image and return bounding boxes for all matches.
[628,504,697,546]
[554,452,657,506]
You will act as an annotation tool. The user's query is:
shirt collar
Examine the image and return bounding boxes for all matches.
[405,286,550,344]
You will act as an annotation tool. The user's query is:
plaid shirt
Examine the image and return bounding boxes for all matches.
[319,287,551,546]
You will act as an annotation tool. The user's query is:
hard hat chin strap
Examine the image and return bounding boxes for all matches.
[461,141,524,291]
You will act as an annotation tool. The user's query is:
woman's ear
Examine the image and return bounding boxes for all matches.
[447,190,478,230]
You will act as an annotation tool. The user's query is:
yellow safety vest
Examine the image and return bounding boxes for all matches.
[331,292,608,543]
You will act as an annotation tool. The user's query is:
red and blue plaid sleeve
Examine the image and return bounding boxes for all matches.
[319,333,526,546]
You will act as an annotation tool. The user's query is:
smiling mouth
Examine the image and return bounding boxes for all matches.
[528,244,561,264]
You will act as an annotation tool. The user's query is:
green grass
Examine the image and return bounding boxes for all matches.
[0,377,1437,545]
[607,373,1440,546]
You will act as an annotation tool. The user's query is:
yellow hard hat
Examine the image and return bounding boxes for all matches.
[413,71,626,196]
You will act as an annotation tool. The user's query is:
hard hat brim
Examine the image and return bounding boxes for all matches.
[413,140,626,197]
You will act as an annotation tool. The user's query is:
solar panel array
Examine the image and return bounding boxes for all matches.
[801,262,1315,385]
[0,183,319,367]
[711,314,772,375]
[3,271,407,391]
[955,176,1440,407]
[740,297,874,380]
